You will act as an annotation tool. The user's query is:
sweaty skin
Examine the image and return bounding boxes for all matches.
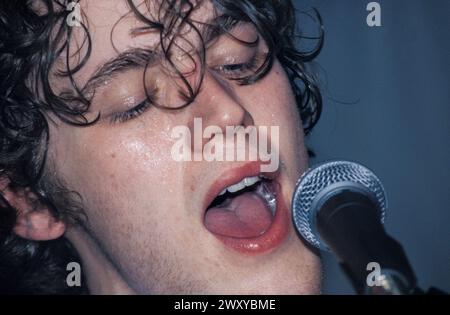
[46,0,321,294]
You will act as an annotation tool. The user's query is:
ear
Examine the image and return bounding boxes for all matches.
[0,177,66,241]
[13,209,66,241]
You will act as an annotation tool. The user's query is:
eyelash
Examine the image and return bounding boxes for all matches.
[110,99,152,124]
[110,53,264,124]
[216,53,263,78]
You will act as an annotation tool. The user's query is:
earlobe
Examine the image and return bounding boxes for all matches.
[1,177,66,241]
[13,210,66,241]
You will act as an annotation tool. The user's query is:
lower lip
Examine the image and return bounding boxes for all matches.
[207,181,290,255]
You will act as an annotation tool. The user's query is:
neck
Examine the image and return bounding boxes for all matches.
[65,226,136,295]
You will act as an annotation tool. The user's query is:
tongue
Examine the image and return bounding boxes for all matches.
[204,191,273,238]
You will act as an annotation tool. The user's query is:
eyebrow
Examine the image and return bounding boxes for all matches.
[81,15,249,95]
[82,47,157,95]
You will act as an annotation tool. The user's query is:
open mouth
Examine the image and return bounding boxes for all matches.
[204,176,277,239]
[202,163,290,254]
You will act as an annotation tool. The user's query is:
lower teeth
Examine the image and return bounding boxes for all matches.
[255,181,277,216]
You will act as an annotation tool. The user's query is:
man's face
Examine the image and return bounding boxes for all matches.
[47,0,321,294]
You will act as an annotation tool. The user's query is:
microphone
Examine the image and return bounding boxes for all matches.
[292,160,417,294]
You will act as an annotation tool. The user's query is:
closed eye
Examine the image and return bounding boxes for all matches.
[110,98,153,124]
[214,51,265,80]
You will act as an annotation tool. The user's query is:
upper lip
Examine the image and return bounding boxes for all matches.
[203,161,280,214]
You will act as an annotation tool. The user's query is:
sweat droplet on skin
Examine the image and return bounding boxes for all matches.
[122,96,138,110]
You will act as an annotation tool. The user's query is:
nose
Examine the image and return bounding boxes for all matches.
[189,70,254,132]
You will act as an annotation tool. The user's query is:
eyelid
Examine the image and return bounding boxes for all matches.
[109,99,153,124]
[213,49,264,79]
[122,95,140,109]
[104,80,159,124]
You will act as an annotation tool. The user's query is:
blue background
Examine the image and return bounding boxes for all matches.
[292,0,450,294]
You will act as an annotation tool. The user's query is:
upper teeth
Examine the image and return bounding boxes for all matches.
[219,176,261,196]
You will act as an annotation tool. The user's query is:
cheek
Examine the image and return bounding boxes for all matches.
[244,61,302,127]
[50,123,197,267]
[49,122,182,223]
[244,60,306,162]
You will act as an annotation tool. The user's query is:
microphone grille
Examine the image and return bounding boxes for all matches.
[292,160,387,250]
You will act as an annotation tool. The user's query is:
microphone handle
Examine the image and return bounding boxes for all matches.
[316,190,417,294]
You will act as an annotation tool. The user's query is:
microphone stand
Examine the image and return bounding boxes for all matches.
[316,191,448,295]
[332,232,449,295]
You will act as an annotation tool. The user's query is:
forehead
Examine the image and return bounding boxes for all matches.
[62,0,215,88]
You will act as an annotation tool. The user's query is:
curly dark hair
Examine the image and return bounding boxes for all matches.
[0,0,323,294]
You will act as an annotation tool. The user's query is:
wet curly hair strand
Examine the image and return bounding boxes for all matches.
[0,0,323,294]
